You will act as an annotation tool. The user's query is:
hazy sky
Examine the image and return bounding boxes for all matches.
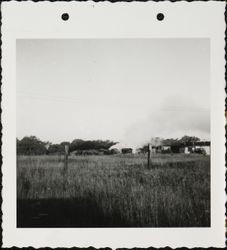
[17,39,210,148]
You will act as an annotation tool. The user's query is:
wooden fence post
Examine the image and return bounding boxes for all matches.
[147,143,151,169]
[63,145,69,191]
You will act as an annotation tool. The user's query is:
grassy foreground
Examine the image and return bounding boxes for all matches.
[17,154,210,227]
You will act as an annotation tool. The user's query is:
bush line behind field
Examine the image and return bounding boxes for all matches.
[17,154,210,227]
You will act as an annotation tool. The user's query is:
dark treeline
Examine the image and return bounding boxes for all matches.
[162,136,200,146]
[17,136,118,155]
[17,135,209,156]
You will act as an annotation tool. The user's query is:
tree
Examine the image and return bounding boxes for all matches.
[60,141,70,147]
[162,138,180,146]
[17,136,47,155]
[70,139,118,152]
[47,144,65,154]
[179,136,200,146]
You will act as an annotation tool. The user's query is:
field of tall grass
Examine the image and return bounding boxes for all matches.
[17,154,210,227]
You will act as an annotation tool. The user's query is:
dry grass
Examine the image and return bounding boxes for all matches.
[17,154,210,227]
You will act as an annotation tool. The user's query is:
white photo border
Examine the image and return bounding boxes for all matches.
[1,1,226,248]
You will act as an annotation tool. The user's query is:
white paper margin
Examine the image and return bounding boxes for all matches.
[1,1,226,248]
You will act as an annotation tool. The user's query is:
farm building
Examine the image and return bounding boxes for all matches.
[150,137,162,153]
[151,146,162,153]
[110,148,120,154]
[194,141,210,155]
[110,143,134,154]
[162,146,171,151]
[184,147,190,154]
[162,141,211,155]
[169,145,182,153]
[148,140,211,155]
[121,148,133,154]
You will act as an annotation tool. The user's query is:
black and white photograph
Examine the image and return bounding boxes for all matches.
[2,2,226,248]
[16,38,211,228]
